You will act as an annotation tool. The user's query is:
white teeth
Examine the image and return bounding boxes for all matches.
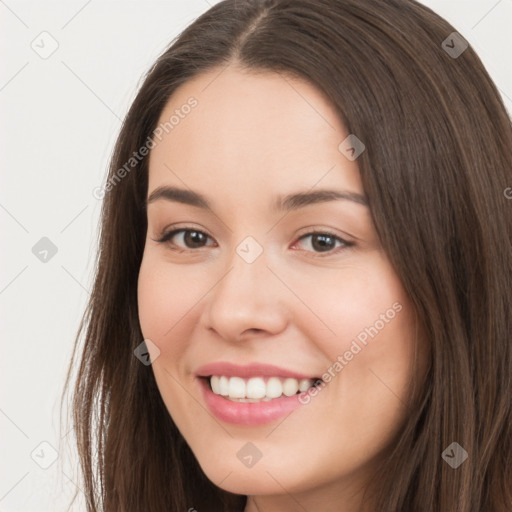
[219,376,229,396]
[246,377,266,399]
[298,378,313,392]
[208,375,319,401]
[266,377,283,398]
[228,376,246,398]
[210,375,220,394]
[283,378,299,396]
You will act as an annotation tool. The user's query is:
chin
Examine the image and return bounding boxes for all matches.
[194,451,316,496]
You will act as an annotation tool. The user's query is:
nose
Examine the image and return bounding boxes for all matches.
[199,245,289,342]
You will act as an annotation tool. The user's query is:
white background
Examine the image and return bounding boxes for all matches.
[1,1,511,510]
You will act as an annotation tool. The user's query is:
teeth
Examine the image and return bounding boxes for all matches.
[208,375,319,401]
[283,378,299,396]
[298,378,313,392]
[246,377,266,399]
[228,376,246,398]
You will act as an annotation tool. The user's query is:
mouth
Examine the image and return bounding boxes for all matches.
[195,362,324,424]
[203,375,323,403]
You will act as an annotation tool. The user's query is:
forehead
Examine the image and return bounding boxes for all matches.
[148,65,363,197]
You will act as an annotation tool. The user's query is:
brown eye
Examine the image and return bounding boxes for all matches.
[294,231,352,256]
[155,228,215,250]
[181,230,209,248]
[310,233,337,252]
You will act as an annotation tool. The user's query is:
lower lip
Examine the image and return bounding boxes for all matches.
[198,378,304,426]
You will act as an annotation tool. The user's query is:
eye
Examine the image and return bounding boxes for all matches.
[153,226,353,256]
[292,231,353,256]
[153,228,215,251]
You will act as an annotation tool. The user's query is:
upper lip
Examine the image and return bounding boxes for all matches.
[195,362,320,380]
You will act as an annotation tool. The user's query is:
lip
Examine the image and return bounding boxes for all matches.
[195,361,319,380]
[198,377,305,425]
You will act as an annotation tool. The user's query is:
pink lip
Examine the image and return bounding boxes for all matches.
[198,378,304,425]
[195,361,319,380]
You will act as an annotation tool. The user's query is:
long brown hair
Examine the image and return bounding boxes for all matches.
[61,0,512,510]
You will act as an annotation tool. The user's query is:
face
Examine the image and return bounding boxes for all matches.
[137,65,427,509]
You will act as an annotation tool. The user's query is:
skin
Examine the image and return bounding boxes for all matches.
[137,64,428,512]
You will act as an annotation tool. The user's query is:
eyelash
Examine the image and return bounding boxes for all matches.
[153,226,354,257]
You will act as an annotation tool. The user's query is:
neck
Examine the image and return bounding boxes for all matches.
[243,477,370,512]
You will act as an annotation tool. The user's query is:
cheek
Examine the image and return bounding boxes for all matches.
[137,255,202,356]
[137,255,203,424]
[281,254,411,362]
[286,254,419,425]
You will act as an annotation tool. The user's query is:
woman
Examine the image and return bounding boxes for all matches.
[62,0,512,510]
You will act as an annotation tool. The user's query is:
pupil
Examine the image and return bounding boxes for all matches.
[185,231,206,248]
[182,232,335,251]
[312,234,334,252]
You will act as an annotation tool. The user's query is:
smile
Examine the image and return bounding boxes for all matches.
[195,362,324,425]
[208,375,319,402]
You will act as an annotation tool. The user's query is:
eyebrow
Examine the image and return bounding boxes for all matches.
[145,185,368,211]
